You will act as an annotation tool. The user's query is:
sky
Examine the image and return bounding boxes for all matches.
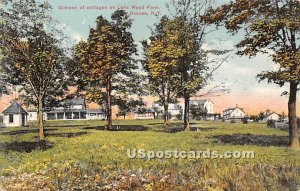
[1,0,299,115]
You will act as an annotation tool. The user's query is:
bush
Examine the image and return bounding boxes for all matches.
[175,114,182,120]
[267,120,276,128]
[242,117,248,124]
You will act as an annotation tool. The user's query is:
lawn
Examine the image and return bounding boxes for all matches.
[0,120,299,190]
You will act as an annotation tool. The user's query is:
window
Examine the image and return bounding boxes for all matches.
[9,114,13,123]
[47,113,56,120]
[57,113,64,120]
[66,112,72,119]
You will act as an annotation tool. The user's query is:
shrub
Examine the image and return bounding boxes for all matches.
[267,120,276,128]
[175,114,182,120]
[242,117,248,124]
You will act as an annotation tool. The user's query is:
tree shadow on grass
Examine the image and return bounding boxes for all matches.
[0,128,58,136]
[156,126,216,133]
[45,132,88,138]
[83,125,148,131]
[190,127,216,132]
[0,141,53,153]
[211,134,289,147]
[147,122,197,126]
[44,124,88,128]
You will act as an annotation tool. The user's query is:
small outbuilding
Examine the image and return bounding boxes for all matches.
[2,100,28,127]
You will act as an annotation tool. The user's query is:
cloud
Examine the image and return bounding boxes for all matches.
[56,22,86,44]
[71,33,84,42]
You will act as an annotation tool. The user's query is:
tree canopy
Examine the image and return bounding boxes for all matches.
[73,10,137,129]
[204,0,300,148]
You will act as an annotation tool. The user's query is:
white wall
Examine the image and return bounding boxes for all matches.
[229,108,245,118]
[134,113,154,120]
[203,101,214,114]
[86,113,106,120]
[264,113,279,121]
[28,111,38,121]
[3,114,22,127]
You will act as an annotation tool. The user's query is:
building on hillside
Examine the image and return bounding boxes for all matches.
[28,98,106,121]
[223,105,245,121]
[2,100,28,127]
[262,110,280,122]
[189,99,214,120]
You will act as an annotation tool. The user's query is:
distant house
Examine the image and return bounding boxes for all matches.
[2,100,28,127]
[152,103,183,120]
[223,105,245,120]
[190,99,214,120]
[262,110,279,122]
[190,99,214,114]
[133,109,155,120]
[28,98,106,121]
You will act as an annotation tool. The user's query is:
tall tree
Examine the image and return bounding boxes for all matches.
[167,0,217,130]
[0,52,7,96]
[0,0,73,143]
[73,10,137,129]
[142,16,185,123]
[204,0,300,148]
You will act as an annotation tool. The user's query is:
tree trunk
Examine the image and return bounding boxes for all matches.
[106,79,112,130]
[288,81,299,148]
[37,95,44,142]
[163,103,168,124]
[183,95,190,131]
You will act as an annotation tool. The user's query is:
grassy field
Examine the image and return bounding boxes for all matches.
[0,120,299,190]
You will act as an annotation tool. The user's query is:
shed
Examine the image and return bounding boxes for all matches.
[2,100,28,127]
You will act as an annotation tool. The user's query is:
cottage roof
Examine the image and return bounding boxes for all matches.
[190,99,213,105]
[223,107,245,115]
[264,112,279,118]
[62,98,85,106]
[2,101,27,114]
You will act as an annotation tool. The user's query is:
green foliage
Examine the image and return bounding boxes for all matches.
[0,0,72,106]
[116,97,145,118]
[190,104,207,120]
[204,0,300,84]
[73,10,137,127]
[204,0,300,148]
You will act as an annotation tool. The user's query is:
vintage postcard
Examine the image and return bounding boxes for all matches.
[0,0,299,190]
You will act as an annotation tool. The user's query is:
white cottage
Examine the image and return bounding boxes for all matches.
[223,106,245,120]
[133,109,155,120]
[190,99,214,114]
[152,103,183,120]
[262,111,279,122]
[28,98,106,121]
[2,100,28,127]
